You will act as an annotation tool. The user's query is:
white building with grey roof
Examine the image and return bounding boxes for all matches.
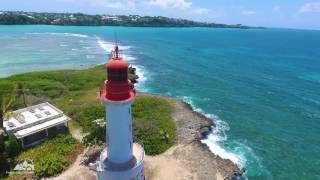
[3,102,71,148]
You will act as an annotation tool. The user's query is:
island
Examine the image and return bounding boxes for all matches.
[0,11,255,29]
[0,65,243,180]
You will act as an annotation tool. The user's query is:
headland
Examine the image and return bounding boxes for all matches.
[0,65,242,180]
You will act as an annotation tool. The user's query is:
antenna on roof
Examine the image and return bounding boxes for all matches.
[115,32,118,46]
[114,32,119,59]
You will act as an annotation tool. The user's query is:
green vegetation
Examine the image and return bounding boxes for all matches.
[0,11,254,28]
[0,82,20,177]
[132,96,176,155]
[0,65,106,99]
[17,135,81,177]
[83,126,106,147]
[0,64,175,178]
[72,106,105,133]
[4,137,22,158]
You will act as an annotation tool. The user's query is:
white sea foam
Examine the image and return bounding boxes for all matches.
[26,32,89,38]
[83,46,95,50]
[119,45,132,50]
[97,39,114,52]
[180,96,245,166]
[122,54,136,62]
[97,38,132,52]
[62,33,89,38]
[202,135,244,165]
[134,65,149,91]
[86,55,95,59]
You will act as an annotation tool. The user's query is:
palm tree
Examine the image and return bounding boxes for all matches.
[17,83,28,107]
[0,82,17,152]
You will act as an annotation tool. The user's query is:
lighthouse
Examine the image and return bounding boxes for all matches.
[97,45,145,180]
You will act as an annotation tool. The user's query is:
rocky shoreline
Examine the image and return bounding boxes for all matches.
[143,93,244,180]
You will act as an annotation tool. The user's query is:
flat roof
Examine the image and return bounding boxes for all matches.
[14,115,70,139]
[3,102,71,138]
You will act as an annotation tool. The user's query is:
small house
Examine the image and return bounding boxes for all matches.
[3,102,71,148]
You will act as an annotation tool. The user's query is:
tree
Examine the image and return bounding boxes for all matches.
[0,82,17,177]
[17,83,28,107]
[0,82,17,152]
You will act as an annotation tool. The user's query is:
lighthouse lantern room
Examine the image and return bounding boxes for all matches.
[97,45,145,180]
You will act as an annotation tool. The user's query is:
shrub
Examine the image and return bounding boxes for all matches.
[0,152,10,177]
[4,137,22,158]
[132,96,176,155]
[17,135,80,178]
[34,154,67,177]
[83,126,106,146]
[73,106,105,133]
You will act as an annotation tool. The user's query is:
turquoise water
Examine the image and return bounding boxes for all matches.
[1,25,320,179]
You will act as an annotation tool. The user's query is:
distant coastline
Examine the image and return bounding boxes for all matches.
[0,11,264,29]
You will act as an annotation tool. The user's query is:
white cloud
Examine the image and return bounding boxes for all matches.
[273,6,280,12]
[241,10,256,16]
[85,0,136,10]
[192,7,209,14]
[300,2,320,13]
[56,0,209,14]
[145,0,209,14]
[146,0,191,9]
[57,0,136,10]
[92,0,136,10]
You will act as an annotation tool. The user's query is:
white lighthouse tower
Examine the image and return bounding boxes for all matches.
[97,45,145,180]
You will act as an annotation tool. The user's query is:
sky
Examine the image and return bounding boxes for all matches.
[1,0,320,29]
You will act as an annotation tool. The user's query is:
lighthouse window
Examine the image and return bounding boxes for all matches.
[108,68,128,81]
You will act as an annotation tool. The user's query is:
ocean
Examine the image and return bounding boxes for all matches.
[0,25,320,179]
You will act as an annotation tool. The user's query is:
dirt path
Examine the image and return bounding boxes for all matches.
[145,144,226,180]
[48,150,96,180]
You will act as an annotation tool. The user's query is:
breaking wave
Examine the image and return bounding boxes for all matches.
[180,96,245,165]
[179,96,272,179]
[26,32,89,38]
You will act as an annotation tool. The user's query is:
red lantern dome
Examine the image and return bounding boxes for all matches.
[101,45,136,102]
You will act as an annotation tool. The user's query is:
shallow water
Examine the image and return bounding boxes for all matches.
[1,25,320,179]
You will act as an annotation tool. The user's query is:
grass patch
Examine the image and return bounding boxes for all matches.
[71,105,105,133]
[132,96,176,155]
[7,65,106,96]
[0,66,107,113]
[17,135,82,178]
